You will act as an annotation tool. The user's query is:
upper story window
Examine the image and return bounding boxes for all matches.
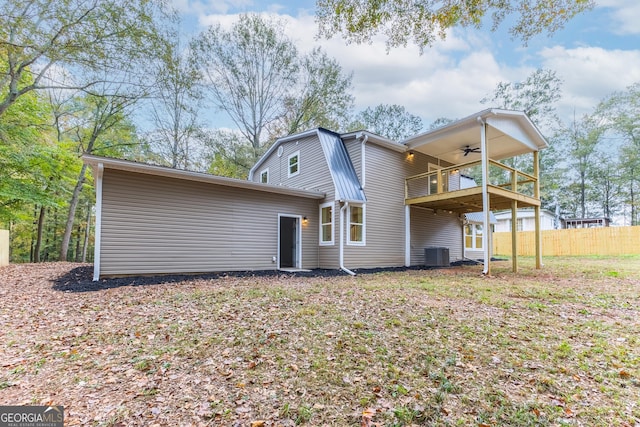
[348,204,365,245]
[288,151,300,177]
[319,202,334,245]
[260,168,269,184]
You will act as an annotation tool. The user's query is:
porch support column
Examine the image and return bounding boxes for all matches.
[92,163,104,281]
[405,205,411,267]
[479,118,491,275]
[511,200,518,273]
[533,150,542,269]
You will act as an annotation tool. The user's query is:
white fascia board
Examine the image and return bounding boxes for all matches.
[82,155,325,200]
[341,131,406,152]
[402,108,547,151]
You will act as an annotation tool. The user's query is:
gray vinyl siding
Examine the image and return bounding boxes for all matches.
[341,142,462,269]
[464,248,485,260]
[252,134,341,269]
[410,207,463,265]
[99,170,319,276]
[252,135,335,196]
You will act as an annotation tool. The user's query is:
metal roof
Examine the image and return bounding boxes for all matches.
[317,128,366,203]
[464,211,498,224]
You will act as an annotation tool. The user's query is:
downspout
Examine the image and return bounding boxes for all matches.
[359,133,368,189]
[92,163,104,281]
[339,201,356,276]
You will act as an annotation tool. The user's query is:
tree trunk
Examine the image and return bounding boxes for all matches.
[34,206,46,263]
[81,201,91,263]
[60,164,88,260]
[74,221,82,262]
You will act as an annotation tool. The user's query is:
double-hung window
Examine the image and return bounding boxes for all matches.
[260,168,269,184]
[348,204,365,245]
[319,202,334,245]
[288,151,300,177]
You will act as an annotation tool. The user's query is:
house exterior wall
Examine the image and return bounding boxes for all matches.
[341,142,462,268]
[99,169,320,276]
[410,207,463,265]
[251,134,341,269]
[251,134,465,270]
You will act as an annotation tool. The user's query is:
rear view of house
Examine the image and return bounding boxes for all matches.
[86,108,547,279]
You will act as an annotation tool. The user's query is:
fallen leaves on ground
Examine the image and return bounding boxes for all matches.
[0,258,639,426]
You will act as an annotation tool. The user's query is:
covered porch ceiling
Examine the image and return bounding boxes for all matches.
[402,109,547,164]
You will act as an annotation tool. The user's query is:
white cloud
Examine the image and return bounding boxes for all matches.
[539,46,640,118]
[596,0,640,35]
[191,9,640,131]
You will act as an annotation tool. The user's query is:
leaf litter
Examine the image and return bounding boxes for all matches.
[0,259,638,426]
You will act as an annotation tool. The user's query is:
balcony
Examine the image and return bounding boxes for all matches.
[405,159,541,213]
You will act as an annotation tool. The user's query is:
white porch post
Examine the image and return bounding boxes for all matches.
[533,150,543,269]
[479,119,491,275]
[405,205,411,266]
[92,163,104,281]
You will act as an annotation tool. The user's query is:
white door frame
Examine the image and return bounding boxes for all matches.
[277,214,302,269]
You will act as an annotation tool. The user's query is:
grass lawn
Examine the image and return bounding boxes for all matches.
[0,257,639,426]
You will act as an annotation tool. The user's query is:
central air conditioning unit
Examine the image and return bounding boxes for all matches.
[424,247,450,267]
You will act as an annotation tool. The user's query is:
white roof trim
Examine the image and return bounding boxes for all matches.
[402,108,548,151]
[341,130,407,152]
[83,155,326,200]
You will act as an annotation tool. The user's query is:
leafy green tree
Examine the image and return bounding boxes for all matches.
[0,0,166,116]
[194,14,355,174]
[563,112,606,218]
[597,83,640,224]
[315,0,594,52]
[276,47,354,136]
[429,117,455,130]
[202,130,256,179]
[481,69,564,207]
[349,104,423,140]
[59,88,144,261]
[147,22,205,170]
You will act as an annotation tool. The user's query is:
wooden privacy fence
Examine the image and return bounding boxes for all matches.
[493,226,640,256]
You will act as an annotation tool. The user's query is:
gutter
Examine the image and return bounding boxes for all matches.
[339,201,356,276]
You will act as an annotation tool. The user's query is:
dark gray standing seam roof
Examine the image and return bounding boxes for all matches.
[317,128,366,203]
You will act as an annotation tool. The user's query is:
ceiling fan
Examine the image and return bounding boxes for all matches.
[462,145,481,156]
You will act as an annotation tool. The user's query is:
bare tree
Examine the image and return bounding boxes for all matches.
[193,14,299,152]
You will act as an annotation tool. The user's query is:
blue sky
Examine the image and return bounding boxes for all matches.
[171,0,640,132]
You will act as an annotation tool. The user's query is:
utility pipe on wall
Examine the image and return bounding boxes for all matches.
[339,201,356,276]
[359,133,368,189]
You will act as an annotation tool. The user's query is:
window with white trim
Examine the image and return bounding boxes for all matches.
[464,224,483,250]
[260,168,269,184]
[348,204,365,245]
[319,202,334,245]
[288,151,300,177]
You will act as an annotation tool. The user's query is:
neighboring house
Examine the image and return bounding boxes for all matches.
[494,208,557,232]
[562,217,611,228]
[85,108,547,279]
